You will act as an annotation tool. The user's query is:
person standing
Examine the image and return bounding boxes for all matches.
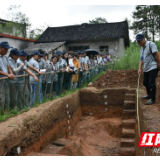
[97,53,103,73]
[8,48,24,110]
[0,41,14,113]
[28,51,42,107]
[51,55,59,97]
[82,51,90,82]
[57,51,67,94]
[72,53,80,89]
[63,52,72,91]
[38,50,47,102]
[137,34,160,105]
[43,52,52,98]
[94,55,98,75]
[16,50,39,110]
[77,51,83,88]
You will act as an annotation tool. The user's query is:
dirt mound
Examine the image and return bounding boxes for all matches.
[91,69,160,103]
[92,69,143,88]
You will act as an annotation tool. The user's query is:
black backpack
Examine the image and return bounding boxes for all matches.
[149,42,157,61]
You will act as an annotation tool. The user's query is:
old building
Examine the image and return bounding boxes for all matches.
[25,21,129,59]
[0,18,27,38]
[0,18,35,55]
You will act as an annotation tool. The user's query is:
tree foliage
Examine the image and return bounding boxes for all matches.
[130,5,160,41]
[0,5,47,40]
[29,26,48,40]
[89,17,107,24]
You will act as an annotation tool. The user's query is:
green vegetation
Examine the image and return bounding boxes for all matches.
[130,5,160,42]
[112,41,160,70]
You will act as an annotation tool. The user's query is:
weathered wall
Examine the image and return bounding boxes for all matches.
[0,37,34,55]
[66,38,125,57]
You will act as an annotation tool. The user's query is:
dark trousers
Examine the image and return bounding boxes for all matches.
[62,73,72,90]
[53,81,58,96]
[143,68,158,101]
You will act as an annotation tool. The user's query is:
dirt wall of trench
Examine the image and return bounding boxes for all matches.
[80,87,134,106]
[0,91,81,156]
[0,87,136,156]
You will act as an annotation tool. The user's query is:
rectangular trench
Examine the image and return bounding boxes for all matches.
[0,87,139,156]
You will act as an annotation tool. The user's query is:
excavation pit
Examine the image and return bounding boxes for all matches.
[0,87,138,156]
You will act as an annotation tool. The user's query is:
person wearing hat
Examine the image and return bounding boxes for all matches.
[38,50,47,102]
[137,34,160,105]
[42,52,53,97]
[51,55,59,97]
[8,48,24,110]
[56,50,67,94]
[16,50,40,110]
[0,41,15,113]
[29,50,43,106]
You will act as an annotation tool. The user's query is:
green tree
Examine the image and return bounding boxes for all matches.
[29,24,49,40]
[130,5,160,42]
[7,5,31,38]
[29,28,44,40]
[0,22,13,35]
[6,5,48,40]
[89,17,107,24]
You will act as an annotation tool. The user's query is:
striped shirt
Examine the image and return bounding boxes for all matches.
[140,41,158,72]
[0,55,9,78]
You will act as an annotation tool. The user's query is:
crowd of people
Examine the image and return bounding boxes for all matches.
[0,41,110,113]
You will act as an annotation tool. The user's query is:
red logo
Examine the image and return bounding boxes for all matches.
[139,132,160,147]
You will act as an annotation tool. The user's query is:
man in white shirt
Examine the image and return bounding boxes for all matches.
[81,51,90,82]
[97,54,103,73]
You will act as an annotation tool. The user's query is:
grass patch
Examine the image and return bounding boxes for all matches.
[0,107,29,122]
[112,41,160,70]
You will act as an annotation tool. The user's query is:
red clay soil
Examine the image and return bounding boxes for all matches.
[91,69,160,104]
[57,105,123,156]
[92,69,143,89]
[92,69,160,156]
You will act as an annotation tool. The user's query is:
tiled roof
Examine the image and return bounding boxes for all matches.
[36,21,129,47]
[24,41,66,53]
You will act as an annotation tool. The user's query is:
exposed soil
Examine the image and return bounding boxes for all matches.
[92,69,160,156]
[51,105,123,156]
[92,69,160,104]
[1,69,160,156]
